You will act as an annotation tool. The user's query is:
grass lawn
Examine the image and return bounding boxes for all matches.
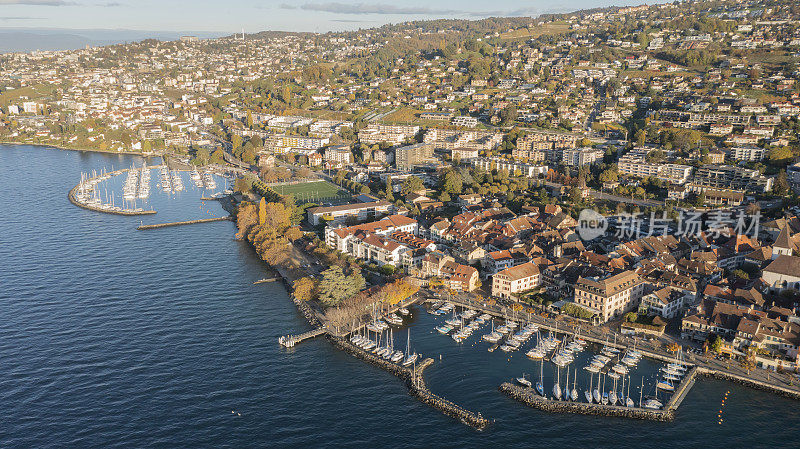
[499,22,571,41]
[272,180,351,204]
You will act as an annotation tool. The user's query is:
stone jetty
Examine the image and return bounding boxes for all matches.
[330,336,491,430]
[136,216,231,230]
[499,383,674,421]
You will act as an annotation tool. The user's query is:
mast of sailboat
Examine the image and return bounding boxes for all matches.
[639,377,644,407]
[625,376,633,405]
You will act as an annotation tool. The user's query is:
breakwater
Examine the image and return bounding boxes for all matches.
[697,367,800,400]
[330,336,490,430]
[499,383,674,421]
[136,216,231,230]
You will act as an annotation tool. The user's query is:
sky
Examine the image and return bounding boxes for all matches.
[0,0,655,34]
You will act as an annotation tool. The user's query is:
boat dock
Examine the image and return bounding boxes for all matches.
[664,366,698,411]
[279,328,327,348]
[253,277,280,284]
[499,348,699,422]
[137,216,232,230]
[500,382,674,421]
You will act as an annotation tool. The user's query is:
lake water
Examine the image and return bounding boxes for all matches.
[1,144,797,448]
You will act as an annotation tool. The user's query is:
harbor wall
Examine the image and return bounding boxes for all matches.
[329,336,490,430]
[697,367,800,400]
[499,383,674,421]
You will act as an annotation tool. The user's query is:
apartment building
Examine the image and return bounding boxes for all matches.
[729,146,765,161]
[325,214,418,251]
[640,286,694,319]
[692,164,773,192]
[308,200,394,226]
[491,262,542,299]
[358,124,420,145]
[323,145,352,167]
[267,134,329,153]
[618,155,693,184]
[562,147,604,166]
[421,252,480,292]
[470,157,548,178]
[574,270,645,323]
[395,142,436,170]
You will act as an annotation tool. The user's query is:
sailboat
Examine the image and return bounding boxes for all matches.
[564,366,571,401]
[609,377,618,406]
[516,373,532,388]
[570,368,578,402]
[600,375,609,405]
[625,375,635,407]
[656,378,675,392]
[535,358,544,396]
[592,373,601,404]
[402,329,418,366]
[553,374,561,401]
[585,373,594,403]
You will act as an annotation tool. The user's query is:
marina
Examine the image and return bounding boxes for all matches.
[69,162,233,216]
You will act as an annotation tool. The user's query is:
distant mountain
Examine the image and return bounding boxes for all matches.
[0,28,225,53]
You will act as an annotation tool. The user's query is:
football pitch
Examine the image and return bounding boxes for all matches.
[272,180,351,204]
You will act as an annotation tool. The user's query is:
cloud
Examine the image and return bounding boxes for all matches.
[282,2,462,15]
[96,1,123,5]
[506,7,540,17]
[0,0,74,5]
[280,2,549,18]
[0,15,44,19]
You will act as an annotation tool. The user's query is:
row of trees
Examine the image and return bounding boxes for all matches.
[235,198,302,268]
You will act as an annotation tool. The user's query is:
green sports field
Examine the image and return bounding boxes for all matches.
[272,180,351,204]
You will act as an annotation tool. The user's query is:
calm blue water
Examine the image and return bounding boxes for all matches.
[1,144,798,448]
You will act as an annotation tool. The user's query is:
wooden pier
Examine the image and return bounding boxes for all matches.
[137,216,232,230]
[279,328,327,348]
[253,277,280,284]
[665,366,698,411]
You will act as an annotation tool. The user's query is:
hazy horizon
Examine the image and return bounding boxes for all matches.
[1,0,662,34]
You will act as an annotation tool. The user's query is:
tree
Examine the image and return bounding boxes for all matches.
[624,312,638,322]
[232,134,243,150]
[710,335,723,354]
[401,175,424,196]
[731,269,749,280]
[293,277,316,301]
[769,147,793,165]
[774,170,789,196]
[258,197,266,225]
[285,226,303,242]
[599,167,618,183]
[317,266,364,308]
[441,170,463,195]
[263,202,291,229]
[210,149,224,164]
[246,110,254,128]
[500,105,517,126]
